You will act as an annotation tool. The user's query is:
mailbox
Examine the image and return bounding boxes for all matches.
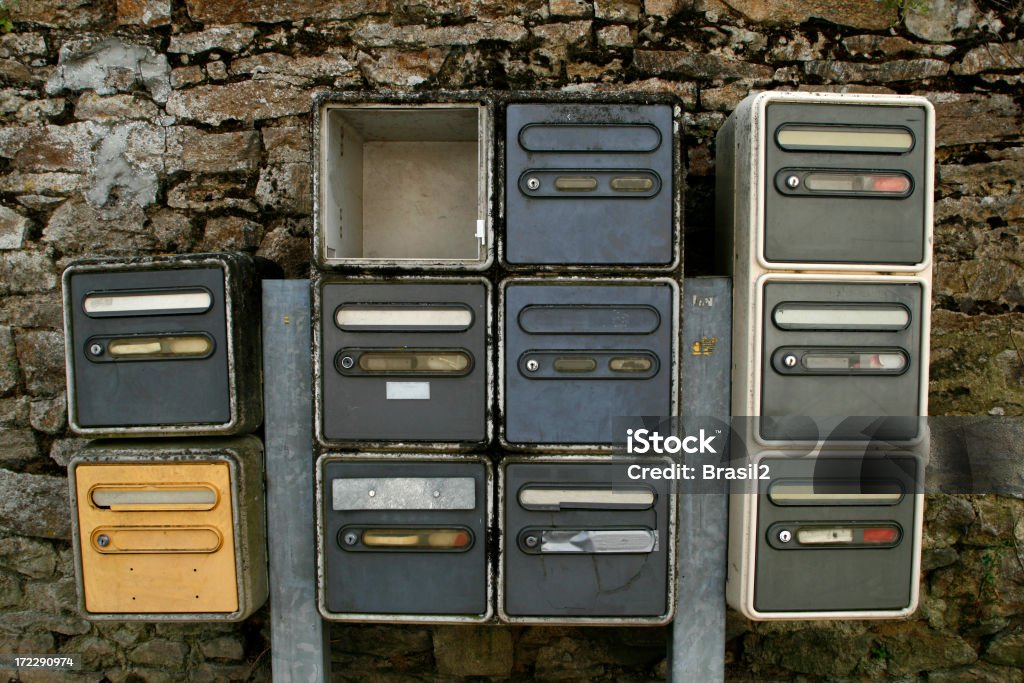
[501,279,677,449]
[316,279,490,447]
[68,437,267,621]
[500,459,675,623]
[62,253,262,437]
[318,455,491,622]
[314,94,493,270]
[757,275,929,443]
[504,100,679,267]
[727,450,923,619]
[715,91,933,270]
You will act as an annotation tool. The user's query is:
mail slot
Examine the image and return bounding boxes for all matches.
[501,279,677,448]
[715,92,933,269]
[758,277,927,442]
[318,455,491,621]
[500,459,675,623]
[62,253,263,437]
[727,451,923,619]
[315,95,492,269]
[504,100,679,267]
[316,279,489,447]
[68,437,267,621]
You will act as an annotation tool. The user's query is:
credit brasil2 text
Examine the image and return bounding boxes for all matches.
[627,463,770,480]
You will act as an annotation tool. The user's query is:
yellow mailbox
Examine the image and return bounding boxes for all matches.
[68,437,267,621]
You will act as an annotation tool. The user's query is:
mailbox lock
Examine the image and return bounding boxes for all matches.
[782,354,798,368]
[96,534,110,548]
[525,359,540,372]
[785,175,800,189]
[526,177,541,191]
[343,531,359,547]
[778,529,792,543]
[524,535,539,548]
[339,355,355,370]
[88,343,104,357]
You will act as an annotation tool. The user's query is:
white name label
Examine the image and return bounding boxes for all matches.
[386,382,430,400]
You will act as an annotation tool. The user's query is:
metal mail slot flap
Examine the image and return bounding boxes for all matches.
[775,125,915,153]
[83,288,213,317]
[332,477,476,511]
[772,303,911,331]
[519,485,656,510]
[91,484,219,511]
[91,526,223,553]
[518,305,661,335]
[768,479,905,506]
[335,305,473,332]
[519,528,658,554]
[518,123,662,153]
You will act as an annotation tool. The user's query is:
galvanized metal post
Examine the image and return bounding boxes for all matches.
[262,280,329,682]
[671,277,732,683]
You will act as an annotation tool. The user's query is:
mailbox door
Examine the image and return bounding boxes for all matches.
[760,280,924,442]
[505,104,674,265]
[74,462,238,614]
[321,459,488,616]
[503,462,671,618]
[763,102,929,266]
[67,268,231,428]
[754,455,920,613]
[320,282,488,443]
[504,282,674,446]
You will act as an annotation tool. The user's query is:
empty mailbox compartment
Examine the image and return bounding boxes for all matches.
[501,279,677,449]
[68,437,267,621]
[758,277,927,443]
[315,278,490,447]
[504,100,679,267]
[727,451,923,619]
[318,455,492,621]
[62,253,263,437]
[500,459,675,623]
[315,97,492,269]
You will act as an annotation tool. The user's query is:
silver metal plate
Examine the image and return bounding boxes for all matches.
[332,477,476,511]
[386,382,430,400]
[539,529,657,554]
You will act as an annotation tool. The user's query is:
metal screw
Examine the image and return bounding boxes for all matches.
[340,356,355,369]
[786,175,800,189]
[778,530,792,543]
[89,343,104,356]
[96,534,110,548]
[526,177,540,191]
[783,354,798,368]
[524,535,539,548]
[368,489,375,497]
[433,490,440,498]
[343,532,359,546]
[525,359,539,372]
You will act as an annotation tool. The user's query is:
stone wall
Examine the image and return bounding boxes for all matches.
[0,0,1022,680]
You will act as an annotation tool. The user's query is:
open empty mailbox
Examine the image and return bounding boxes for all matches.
[318,456,491,622]
[68,438,267,621]
[315,96,492,269]
[727,451,923,619]
[62,253,262,437]
[500,459,675,623]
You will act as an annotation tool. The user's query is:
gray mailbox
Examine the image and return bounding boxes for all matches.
[501,279,677,449]
[316,279,490,447]
[759,278,927,442]
[318,455,491,622]
[504,101,678,267]
[727,451,923,620]
[62,253,263,437]
[500,459,675,623]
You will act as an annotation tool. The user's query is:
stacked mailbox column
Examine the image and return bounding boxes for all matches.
[61,253,269,621]
[312,93,683,624]
[716,92,933,619]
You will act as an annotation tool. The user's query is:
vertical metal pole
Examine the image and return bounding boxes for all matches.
[671,277,732,683]
[262,280,329,682]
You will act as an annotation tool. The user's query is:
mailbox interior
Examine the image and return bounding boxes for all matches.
[67,266,231,429]
[760,280,924,442]
[320,459,489,617]
[503,281,675,446]
[319,281,488,444]
[503,462,672,619]
[319,104,488,265]
[763,102,928,266]
[754,455,919,613]
[504,103,675,266]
